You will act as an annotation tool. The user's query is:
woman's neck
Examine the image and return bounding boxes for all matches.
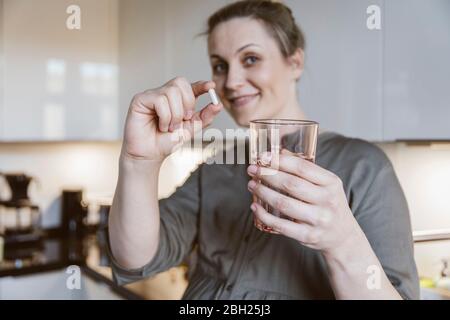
[274,91,306,120]
[275,104,306,120]
[274,93,326,135]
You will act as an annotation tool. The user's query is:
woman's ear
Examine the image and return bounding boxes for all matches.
[288,48,304,81]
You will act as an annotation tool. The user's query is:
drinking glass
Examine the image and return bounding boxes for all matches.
[249,119,319,232]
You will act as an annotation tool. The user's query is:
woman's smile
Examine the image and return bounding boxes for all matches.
[228,93,260,109]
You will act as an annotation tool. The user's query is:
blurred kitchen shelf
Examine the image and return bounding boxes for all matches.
[413,229,450,243]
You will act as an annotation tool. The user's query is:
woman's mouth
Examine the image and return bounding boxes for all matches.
[229,93,260,108]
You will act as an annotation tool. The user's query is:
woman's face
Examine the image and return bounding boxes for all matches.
[208,17,302,127]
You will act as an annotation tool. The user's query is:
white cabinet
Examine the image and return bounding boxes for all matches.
[117,0,168,120]
[288,0,450,141]
[2,0,448,141]
[119,0,386,139]
[287,0,384,141]
[383,0,450,140]
[0,0,119,141]
[118,0,236,134]
[0,0,4,139]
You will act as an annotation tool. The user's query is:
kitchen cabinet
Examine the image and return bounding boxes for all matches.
[0,0,119,141]
[119,0,385,139]
[0,1,3,139]
[118,0,236,134]
[287,0,450,141]
[287,0,384,141]
[1,0,448,141]
[383,0,450,140]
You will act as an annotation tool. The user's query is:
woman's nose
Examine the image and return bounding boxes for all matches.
[225,65,246,91]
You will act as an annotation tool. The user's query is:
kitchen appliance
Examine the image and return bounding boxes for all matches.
[60,189,89,238]
[3,173,33,203]
[0,173,42,245]
[57,189,90,265]
[0,172,43,261]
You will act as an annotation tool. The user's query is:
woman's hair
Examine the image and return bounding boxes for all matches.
[206,0,305,57]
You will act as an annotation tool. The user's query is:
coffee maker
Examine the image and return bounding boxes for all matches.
[0,172,42,257]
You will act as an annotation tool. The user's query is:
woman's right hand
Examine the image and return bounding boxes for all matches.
[122,77,222,161]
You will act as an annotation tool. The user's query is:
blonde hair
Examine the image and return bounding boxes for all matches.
[206,0,305,57]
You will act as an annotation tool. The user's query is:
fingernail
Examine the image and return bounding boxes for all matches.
[250,203,257,212]
[248,180,256,191]
[247,165,257,176]
[168,124,174,132]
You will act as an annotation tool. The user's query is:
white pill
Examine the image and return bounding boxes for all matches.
[208,88,219,105]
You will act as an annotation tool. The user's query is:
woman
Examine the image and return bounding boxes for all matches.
[108,0,419,299]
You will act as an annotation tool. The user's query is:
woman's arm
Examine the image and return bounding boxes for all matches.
[247,150,406,299]
[108,155,163,270]
[108,77,222,271]
[321,224,402,299]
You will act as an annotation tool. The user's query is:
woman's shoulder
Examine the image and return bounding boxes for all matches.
[317,131,393,173]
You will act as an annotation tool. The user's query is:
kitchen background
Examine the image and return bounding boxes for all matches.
[0,0,449,299]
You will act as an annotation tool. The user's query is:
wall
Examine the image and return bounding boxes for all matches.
[378,142,450,231]
[378,141,450,279]
[0,141,205,228]
[2,140,449,230]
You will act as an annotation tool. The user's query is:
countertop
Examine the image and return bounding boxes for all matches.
[0,227,187,299]
[0,228,141,299]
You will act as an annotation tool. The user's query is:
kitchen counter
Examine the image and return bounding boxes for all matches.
[0,227,188,299]
[0,229,141,299]
[83,230,189,300]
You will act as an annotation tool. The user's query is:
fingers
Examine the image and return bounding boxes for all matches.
[171,77,196,120]
[251,202,313,244]
[247,164,327,204]
[133,92,173,133]
[254,216,280,234]
[191,80,215,97]
[163,78,216,132]
[132,77,218,135]
[197,102,223,128]
[247,179,317,225]
[153,95,171,132]
[181,102,223,138]
[278,150,337,186]
[164,85,184,131]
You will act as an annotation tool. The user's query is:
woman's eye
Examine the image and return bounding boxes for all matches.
[213,63,227,74]
[244,56,259,66]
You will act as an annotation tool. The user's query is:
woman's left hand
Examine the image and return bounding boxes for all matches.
[247,149,362,256]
